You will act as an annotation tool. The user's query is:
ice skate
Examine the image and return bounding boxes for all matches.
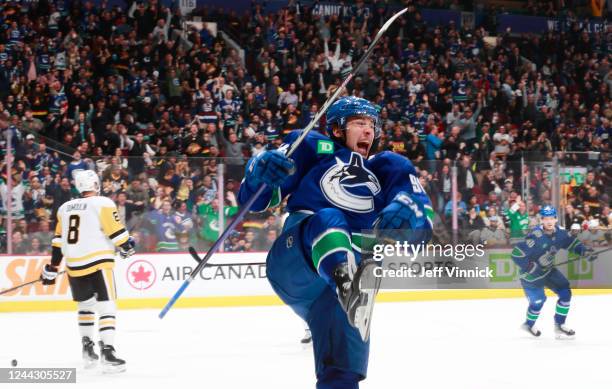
[521,322,541,337]
[82,336,99,369]
[301,329,312,344]
[554,324,575,339]
[99,342,127,373]
[334,259,381,342]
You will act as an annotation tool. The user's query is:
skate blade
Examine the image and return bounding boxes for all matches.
[555,333,575,340]
[520,324,541,337]
[83,359,98,370]
[301,339,312,350]
[354,263,382,342]
[102,363,127,374]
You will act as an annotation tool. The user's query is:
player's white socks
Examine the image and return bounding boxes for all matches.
[96,300,117,346]
[78,297,97,340]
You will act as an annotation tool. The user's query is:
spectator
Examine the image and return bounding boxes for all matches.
[32,219,54,255]
[466,207,486,244]
[0,170,26,220]
[197,191,238,249]
[479,216,509,247]
[444,192,468,219]
[123,132,156,178]
[27,237,49,255]
[507,196,530,241]
[149,199,183,252]
[578,219,609,247]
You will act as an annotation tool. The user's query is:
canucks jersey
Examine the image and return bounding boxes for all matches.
[511,226,587,280]
[149,210,183,251]
[52,196,129,277]
[238,130,434,241]
[507,204,530,238]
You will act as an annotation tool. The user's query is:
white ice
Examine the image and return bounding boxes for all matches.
[2,294,612,389]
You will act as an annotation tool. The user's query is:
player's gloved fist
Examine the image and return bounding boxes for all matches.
[583,247,598,262]
[41,264,59,285]
[119,237,136,259]
[373,192,432,244]
[536,247,557,270]
[246,150,296,190]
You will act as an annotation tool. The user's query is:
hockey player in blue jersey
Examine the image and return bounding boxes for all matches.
[511,205,597,339]
[238,96,433,389]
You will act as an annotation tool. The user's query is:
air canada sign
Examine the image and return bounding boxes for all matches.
[0,252,275,311]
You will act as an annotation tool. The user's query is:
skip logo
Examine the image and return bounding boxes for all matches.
[320,153,381,213]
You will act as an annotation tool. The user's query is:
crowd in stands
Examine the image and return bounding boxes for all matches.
[0,0,610,254]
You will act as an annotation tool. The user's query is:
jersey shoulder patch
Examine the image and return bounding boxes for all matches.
[531,227,543,238]
[280,130,334,157]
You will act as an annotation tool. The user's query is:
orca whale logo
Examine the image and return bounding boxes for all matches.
[320,153,381,213]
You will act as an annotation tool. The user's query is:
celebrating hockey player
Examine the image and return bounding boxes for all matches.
[238,96,433,388]
[511,205,597,339]
[40,170,135,372]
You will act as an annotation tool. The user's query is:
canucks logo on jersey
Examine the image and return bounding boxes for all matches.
[320,153,381,213]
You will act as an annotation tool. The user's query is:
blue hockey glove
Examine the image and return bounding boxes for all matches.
[373,192,432,244]
[246,150,296,190]
[119,237,136,259]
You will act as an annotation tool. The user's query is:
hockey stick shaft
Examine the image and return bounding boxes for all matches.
[285,7,408,157]
[0,270,67,296]
[159,189,266,318]
[555,247,612,266]
[158,8,408,319]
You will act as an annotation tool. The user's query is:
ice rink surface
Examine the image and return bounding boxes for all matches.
[2,294,611,389]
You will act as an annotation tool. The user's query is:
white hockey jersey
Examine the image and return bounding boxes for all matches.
[52,195,129,277]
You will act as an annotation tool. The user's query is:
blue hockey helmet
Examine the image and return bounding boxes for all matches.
[326,96,381,139]
[539,205,557,218]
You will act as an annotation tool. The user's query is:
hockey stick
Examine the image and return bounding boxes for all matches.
[158,7,409,319]
[554,247,612,267]
[188,247,265,267]
[0,271,67,296]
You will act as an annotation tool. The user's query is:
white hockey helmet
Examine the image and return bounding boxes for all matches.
[74,169,100,194]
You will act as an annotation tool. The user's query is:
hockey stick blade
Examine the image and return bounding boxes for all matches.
[158,7,408,318]
[189,246,203,263]
[188,246,265,267]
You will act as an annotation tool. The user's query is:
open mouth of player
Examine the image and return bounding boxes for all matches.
[356,141,371,155]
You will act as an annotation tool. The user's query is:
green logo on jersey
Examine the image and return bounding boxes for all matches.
[317,140,334,154]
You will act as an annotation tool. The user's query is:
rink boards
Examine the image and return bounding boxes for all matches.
[1,252,611,312]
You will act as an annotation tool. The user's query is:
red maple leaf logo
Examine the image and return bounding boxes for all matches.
[131,265,151,283]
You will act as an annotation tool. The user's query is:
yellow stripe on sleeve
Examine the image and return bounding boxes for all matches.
[53,216,63,248]
[100,206,129,246]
